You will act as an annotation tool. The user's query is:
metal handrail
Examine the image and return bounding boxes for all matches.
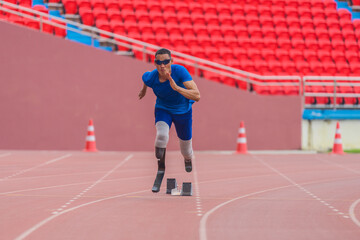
[303,76,360,109]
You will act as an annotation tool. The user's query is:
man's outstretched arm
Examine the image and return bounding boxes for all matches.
[138,83,147,100]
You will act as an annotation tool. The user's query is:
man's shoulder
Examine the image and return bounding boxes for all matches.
[172,64,192,81]
[142,69,158,87]
[172,64,187,72]
[143,69,158,79]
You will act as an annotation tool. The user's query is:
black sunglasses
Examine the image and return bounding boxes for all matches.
[155,59,171,65]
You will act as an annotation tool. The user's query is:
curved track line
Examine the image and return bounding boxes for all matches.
[349,198,360,227]
[200,155,360,240]
[199,184,292,240]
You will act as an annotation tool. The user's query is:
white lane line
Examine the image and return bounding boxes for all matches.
[192,156,203,217]
[51,154,133,214]
[0,154,72,181]
[199,184,294,240]
[349,198,360,227]
[0,153,11,158]
[315,156,360,175]
[15,189,149,240]
[253,155,351,218]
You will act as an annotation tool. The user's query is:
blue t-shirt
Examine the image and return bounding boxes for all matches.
[142,64,195,114]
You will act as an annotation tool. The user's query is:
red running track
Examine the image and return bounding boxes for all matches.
[0,150,360,240]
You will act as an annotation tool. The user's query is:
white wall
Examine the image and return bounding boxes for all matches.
[302,120,360,151]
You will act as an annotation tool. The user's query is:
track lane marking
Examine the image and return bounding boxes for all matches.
[193,156,203,216]
[349,198,360,227]
[199,155,356,240]
[0,153,11,158]
[52,154,133,214]
[0,154,72,181]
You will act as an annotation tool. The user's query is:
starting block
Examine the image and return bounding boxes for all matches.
[167,178,192,196]
[166,178,177,194]
[181,182,192,196]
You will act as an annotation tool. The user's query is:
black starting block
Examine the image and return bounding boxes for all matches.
[181,182,192,196]
[166,178,177,194]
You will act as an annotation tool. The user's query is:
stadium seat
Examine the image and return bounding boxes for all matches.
[62,0,77,14]
[80,9,94,26]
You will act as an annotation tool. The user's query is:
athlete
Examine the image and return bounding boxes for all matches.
[138,48,200,192]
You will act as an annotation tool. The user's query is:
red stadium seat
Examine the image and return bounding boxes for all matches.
[350,62,360,75]
[300,18,315,30]
[268,60,283,74]
[275,26,290,39]
[189,2,203,15]
[292,38,306,50]
[147,1,161,13]
[286,17,301,29]
[203,3,217,15]
[244,5,258,17]
[107,9,121,22]
[304,49,318,62]
[311,7,326,19]
[277,38,292,50]
[326,18,341,30]
[104,0,119,11]
[329,28,343,41]
[282,60,297,75]
[262,49,276,61]
[289,49,304,62]
[336,62,351,75]
[205,46,220,60]
[338,9,352,21]
[276,48,290,61]
[90,0,105,10]
[339,18,354,31]
[298,7,312,19]
[62,0,77,14]
[8,15,25,26]
[285,6,298,18]
[314,17,327,30]
[25,18,40,30]
[331,39,345,52]
[345,51,359,63]
[323,61,337,75]
[311,0,325,9]
[324,0,337,9]
[345,39,359,52]
[263,38,278,50]
[238,36,251,49]
[246,15,260,27]
[79,8,94,26]
[342,28,356,41]
[295,61,311,75]
[318,50,332,62]
[309,61,324,75]
[53,19,66,37]
[77,0,91,10]
[216,3,231,16]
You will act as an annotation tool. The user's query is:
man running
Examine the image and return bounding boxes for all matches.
[138,48,200,192]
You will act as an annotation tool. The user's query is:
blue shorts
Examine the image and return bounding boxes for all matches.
[155,108,192,141]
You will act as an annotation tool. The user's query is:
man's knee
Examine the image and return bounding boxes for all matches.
[179,139,193,160]
[155,121,169,148]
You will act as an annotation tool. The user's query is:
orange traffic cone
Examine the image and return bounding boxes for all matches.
[236,121,248,154]
[84,119,98,152]
[331,121,345,155]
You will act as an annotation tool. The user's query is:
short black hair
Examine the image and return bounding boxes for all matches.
[155,48,171,58]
